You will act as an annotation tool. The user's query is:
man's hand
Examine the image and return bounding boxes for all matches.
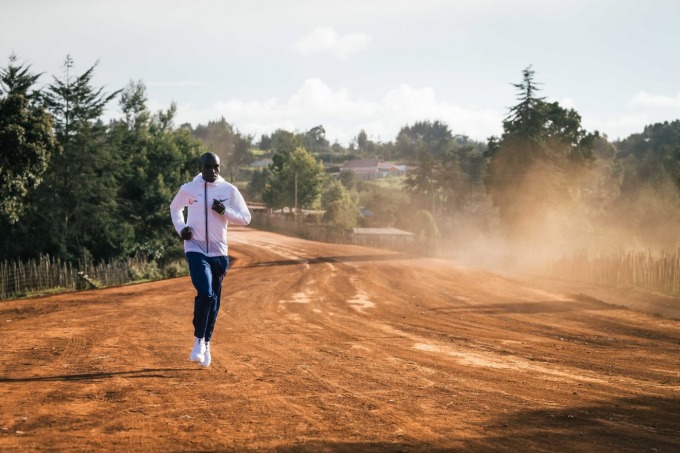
[180,226,192,240]
[212,199,226,215]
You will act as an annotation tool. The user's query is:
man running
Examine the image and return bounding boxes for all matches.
[170,152,251,368]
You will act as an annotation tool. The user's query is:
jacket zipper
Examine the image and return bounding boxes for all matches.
[204,181,209,254]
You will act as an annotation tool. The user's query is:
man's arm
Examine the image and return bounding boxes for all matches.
[170,187,190,236]
[215,187,251,226]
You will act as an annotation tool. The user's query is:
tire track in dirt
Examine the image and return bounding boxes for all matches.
[216,245,452,444]
[223,229,680,449]
[2,227,679,451]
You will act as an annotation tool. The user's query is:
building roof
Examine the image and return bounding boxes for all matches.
[250,158,273,167]
[342,159,381,169]
[352,227,415,236]
[377,161,396,170]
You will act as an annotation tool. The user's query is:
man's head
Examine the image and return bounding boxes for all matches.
[199,152,220,183]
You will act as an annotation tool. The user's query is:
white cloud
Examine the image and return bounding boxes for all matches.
[587,90,680,138]
[286,78,374,116]
[381,84,502,139]
[293,27,371,59]
[595,114,650,140]
[630,91,680,107]
[171,78,503,146]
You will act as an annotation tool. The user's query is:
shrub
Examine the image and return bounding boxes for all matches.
[129,260,162,281]
[163,260,189,278]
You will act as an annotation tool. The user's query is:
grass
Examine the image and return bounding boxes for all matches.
[8,286,77,300]
[366,176,407,190]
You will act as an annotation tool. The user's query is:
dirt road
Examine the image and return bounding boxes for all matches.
[1,227,679,452]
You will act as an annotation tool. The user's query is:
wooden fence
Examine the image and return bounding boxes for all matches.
[5,232,678,300]
[550,249,680,295]
[0,255,186,300]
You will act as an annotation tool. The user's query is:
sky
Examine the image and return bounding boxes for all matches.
[2,0,680,146]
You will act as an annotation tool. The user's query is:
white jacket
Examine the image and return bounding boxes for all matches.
[170,174,251,257]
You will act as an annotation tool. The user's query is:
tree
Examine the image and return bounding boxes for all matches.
[302,125,330,154]
[504,66,546,141]
[283,146,325,211]
[43,56,120,139]
[140,111,206,261]
[356,129,368,153]
[322,178,358,230]
[338,168,356,190]
[229,132,254,180]
[263,146,324,212]
[404,147,437,213]
[400,122,488,225]
[258,133,273,150]
[357,184,410,228]
[353,129,383,158]
[485,66,598,236]
[109,81,206,261]
[262,131,306,209]
[247,167,270,202]
[271,129,302,159]
[437,148,467,217]
[0,55,59,226]
[32,56,123,260]
[0,53,41,98]
[395,120,453,161]
[192,118,235,166]
[119,79,150,132]
[193,120,253,183]
[615,120,680,193]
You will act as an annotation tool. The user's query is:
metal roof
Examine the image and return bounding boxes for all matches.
[352,227,415,236]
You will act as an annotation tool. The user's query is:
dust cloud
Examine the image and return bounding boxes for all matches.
[433,164,680,275]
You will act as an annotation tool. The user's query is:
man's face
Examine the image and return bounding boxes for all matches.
[200,155,220,182]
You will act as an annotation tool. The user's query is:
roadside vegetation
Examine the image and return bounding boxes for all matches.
[2,55,680,297]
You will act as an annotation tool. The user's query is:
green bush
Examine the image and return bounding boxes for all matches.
[129,260,163,281]
[163,260,189,278]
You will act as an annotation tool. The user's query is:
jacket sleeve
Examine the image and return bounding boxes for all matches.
[169,186,189,235]
[223,186,251,226]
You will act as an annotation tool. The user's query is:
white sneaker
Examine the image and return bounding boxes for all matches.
[190,337,206,363]
[199,342,211,368]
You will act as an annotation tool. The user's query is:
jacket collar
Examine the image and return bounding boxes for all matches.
[192,173,225,184]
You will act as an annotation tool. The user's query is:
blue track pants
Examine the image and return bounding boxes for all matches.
[186,252,229,342]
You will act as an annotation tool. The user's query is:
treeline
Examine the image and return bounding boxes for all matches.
[0,55,205,265]
[237,68,680,259]
[2,56,680,270]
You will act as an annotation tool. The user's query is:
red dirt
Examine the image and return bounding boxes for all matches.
[1,227,679,452]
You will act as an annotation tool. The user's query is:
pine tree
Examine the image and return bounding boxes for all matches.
[485,66,597,238]
[35,56,123,260]
[0,54,59,228]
